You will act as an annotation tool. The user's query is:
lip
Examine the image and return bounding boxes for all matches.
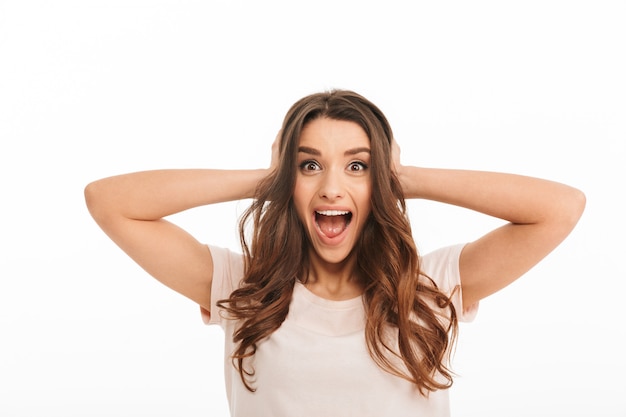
[312,206,353,246]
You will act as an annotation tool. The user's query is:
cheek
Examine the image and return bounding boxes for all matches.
[292,180,310,220]
[358,181,373,213]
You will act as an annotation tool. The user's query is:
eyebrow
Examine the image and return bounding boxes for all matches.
[298,146,371,156]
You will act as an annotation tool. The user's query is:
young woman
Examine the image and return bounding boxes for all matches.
[84,90,585,416]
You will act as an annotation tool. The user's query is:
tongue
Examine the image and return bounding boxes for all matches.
[317,215,347,238]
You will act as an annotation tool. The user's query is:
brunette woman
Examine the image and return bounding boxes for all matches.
[85,89,585,416]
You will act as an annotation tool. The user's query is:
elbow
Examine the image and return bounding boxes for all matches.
[568,187,586,225]
[84,181,96,214]
[84,180,110,225]
[556,186,586,235]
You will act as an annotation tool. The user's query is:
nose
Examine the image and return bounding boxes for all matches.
[318,169,345,201]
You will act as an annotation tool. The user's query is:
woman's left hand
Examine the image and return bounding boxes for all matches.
[391,138,407,191]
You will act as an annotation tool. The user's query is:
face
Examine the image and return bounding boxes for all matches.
[293,117,372,267]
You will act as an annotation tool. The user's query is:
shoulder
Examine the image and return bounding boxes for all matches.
[420,243,466,290]
[208,244,245,285]
[203,245,245,325]
[208,245,245,299]
[421,243,479,322]
[208,244,243,267]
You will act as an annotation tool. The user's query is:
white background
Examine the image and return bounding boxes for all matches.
[1,1,624,416]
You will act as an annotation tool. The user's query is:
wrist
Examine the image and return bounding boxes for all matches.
[397,165,422,199]
[239,168,272,200]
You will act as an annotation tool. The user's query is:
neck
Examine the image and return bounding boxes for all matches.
[303,252,363,300]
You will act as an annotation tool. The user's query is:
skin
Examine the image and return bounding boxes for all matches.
[84,120,586,317]
[391,140,586,307]
[293,118,372,300]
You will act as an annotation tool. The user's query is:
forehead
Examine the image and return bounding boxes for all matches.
[298,118,370,149]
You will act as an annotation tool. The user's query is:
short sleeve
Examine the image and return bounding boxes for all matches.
[420,243,479,322]
[200,245,245,326]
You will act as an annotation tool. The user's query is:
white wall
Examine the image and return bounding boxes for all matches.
[1,1,624,416]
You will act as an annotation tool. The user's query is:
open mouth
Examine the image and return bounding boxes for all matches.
[315,210,352,239]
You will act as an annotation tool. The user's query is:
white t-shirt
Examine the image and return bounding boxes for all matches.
[205,244,478,417]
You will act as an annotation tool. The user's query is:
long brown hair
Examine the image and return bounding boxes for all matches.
[217,89,458,394]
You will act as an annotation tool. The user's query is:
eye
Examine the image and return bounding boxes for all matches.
[299,160,321,172]
[348,161,368,172]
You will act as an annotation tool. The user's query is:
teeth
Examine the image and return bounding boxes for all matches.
[316,210,350,216]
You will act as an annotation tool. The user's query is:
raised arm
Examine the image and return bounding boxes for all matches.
[84,168,269,311]
[394,145,586,307]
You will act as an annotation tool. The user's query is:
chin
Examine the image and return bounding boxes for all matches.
[311,243,357,266]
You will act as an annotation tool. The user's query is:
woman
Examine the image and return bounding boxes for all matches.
[84,89,585,416]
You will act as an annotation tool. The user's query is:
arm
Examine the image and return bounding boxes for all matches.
[84,168,269,311]
[395,148,586,307]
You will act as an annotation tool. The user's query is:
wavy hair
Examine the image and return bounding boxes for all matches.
[217,89,458,394]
